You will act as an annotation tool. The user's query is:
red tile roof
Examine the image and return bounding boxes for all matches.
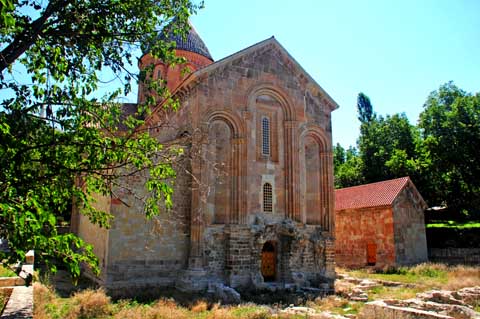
[335,177,410,211]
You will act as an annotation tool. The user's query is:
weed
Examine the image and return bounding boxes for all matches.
[191,300,208,313]
[0,265,16,278]
[33,263,480,319]
[229,304,271,318]
[69,288,111,319]
[0,288,12,315]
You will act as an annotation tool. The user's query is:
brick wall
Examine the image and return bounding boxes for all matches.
[335,207,396,268]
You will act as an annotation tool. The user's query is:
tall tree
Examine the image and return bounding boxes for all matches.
[358,113,418,183]
[333,143,346,171]
[357,92,374,123]
[334,145,363,189]
[419,82,480,214]
[0,0,202,278]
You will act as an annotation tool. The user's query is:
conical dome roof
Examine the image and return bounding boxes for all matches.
[165,24,213,61]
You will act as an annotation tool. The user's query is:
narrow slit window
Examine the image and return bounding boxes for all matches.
[262,117,270,156]
[263,183,273,212]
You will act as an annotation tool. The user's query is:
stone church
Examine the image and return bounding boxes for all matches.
[72,25,339,296]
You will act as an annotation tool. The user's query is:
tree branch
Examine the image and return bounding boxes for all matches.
[0,0,69,73]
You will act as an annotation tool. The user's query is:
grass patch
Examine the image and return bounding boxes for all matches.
[427,221,480,228]
[34,263,480,319]
[341,263,450,287]
[366,285,420,300]
[33,284,297,319]
[339,263,480,291]
[0,288,12,315]
[334,263,480,316]
[0,265,16,278]
[308,295,363,316]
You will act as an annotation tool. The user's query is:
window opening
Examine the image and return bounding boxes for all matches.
[263,183,273,212]
[261,117,270,156]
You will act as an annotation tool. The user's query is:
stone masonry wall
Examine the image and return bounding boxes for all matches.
[175,41,334,226]
[392,186,428,265]
[204,225,226,279]
[73,193,110,283]
[335,207,396,268]
[225,225,252,288]
[104,143,192,289]
[220,220,336,291]
[105,39,337,294]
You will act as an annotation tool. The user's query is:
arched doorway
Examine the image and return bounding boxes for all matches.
[261,241,276,282]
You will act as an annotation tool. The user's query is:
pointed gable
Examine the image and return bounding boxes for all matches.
[178,37,339,112]
[335,177,413,211]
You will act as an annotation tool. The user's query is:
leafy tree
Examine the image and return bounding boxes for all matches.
[333,143,346,171]
[334,145,363,188]
[357,92,374,123]
[356,90,417,185]
[359,113,418,183]
[419,82,480,214]
[0,0,202,278]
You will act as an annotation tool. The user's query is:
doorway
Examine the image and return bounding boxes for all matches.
[367,243,377,266]
[261,241,276,281]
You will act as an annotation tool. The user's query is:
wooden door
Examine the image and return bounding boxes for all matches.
[261,242,276,281]
[367,243,377,265]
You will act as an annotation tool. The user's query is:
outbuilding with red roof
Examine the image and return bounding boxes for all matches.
[335,177,428,268]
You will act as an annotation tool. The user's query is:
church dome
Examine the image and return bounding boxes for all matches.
[138,22,213,102]
[162,24,213,61]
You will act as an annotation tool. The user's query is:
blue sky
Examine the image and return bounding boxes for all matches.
[187,0,480,147]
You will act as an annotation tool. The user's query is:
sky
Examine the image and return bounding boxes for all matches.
[185,0,480,147]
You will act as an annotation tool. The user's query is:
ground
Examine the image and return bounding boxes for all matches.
[32,263,480,319]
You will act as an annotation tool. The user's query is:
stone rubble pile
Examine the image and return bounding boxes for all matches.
[335,273,480,319]
[359,286,480,319]
[335,274,383,302]
[280,306,350,319]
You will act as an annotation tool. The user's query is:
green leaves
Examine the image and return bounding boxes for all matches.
[1,0,199,280]
[336,83,480,219]
[418,83,480,212]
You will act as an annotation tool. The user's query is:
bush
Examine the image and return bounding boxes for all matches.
[69,289,111,319]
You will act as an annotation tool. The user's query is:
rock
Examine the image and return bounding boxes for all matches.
[211,283,241,304]
[350,294,368,302]
[417,290,466,306]
[315,312,351,319]
[292,272,308,289]
[250,271,265,289]
[456,287,480,306]
[359,298,480,319]
[358,279,378,289]
[281,306,317,316]
[280,305,348,319]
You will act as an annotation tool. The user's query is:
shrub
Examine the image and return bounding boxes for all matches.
[190,300,208,312]
[69,288,111,319]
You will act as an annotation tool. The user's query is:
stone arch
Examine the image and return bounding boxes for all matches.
[247,84,300,220]
[204,110,246,138]
[261,241,277,281]
[246,83,296,121]
[300,127,333,231]
[206,119,232,224]
[299,125,331,153]
[202,110,247,224]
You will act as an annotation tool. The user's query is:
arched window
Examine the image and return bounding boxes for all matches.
[261,117,270,156]
[263,183,273,212]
